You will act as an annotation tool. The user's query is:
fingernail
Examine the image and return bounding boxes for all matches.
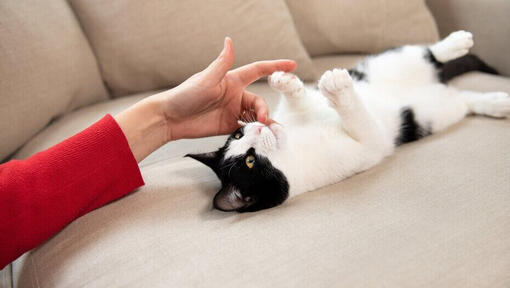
[224,36,232,47]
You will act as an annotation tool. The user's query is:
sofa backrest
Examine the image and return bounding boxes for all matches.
[0,0,109,161]
[427,0,510,76]
[69,0,318,97]
[285,0,439,56]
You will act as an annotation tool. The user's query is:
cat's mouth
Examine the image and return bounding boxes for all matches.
[254,125,278,153]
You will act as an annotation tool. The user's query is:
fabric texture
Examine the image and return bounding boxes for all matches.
[69,0,317,97]
[0,115,144,269]
[426,0,510,77]
[11,68,510,287]
[0,265,11,288]
[0,0,109,161]
[285,0,439,56]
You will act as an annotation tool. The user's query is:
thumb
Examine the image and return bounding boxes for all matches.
[204,37,234,83]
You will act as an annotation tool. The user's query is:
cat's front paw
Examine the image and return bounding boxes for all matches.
[268,71,303,95]
[318,69,354,107]
[431,30,473,63]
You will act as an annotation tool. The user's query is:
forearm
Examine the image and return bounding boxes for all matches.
[0,115,144,268]
[114,95,170,162]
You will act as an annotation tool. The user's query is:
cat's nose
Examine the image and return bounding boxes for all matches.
[256,126,263,134]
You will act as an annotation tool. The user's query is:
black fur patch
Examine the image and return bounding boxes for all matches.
[348,68,366,81]
[439,54,499,83]
[424,49,498,83]
[186,130,289,213]
[395,107,430,145]
[424,49,443,69]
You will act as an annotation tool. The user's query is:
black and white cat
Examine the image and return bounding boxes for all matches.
[187,31,510,212]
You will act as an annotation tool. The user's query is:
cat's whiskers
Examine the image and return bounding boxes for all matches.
[240,110,257,123]
[227,161,237,178]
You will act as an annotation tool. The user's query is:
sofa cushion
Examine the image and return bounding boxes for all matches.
[0,0,109,161]
[69,0,317,97]
[427,0,510,76]
[12,65,510,287]
[0,265,11,288]
[286,0,439,56]
[312,54,367,74]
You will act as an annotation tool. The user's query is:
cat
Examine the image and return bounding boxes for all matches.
[187,31,510,213]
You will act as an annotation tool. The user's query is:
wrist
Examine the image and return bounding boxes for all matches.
[114,97,169,162]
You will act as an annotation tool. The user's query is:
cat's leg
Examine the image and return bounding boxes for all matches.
[398,85,469,141]
[268,71,306,104]
[399,87,509,145]
[460,90,510,118]
[429,30,473,63]
[363,30,475,85]
[268,71,315,124]
[318,69,391,149]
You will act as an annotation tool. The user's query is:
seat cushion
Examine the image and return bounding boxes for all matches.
[0,265,11,288]
[12,66,510,287]
[285,0,439,56]
[0,0,109,161]
[69,0,317,97]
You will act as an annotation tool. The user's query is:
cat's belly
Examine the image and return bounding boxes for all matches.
[268,125,386,197]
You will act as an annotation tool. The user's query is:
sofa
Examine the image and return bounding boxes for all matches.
[1,0,509,287]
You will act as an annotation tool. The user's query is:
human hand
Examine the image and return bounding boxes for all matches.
[154,37,296,141]
[115,37,296,162]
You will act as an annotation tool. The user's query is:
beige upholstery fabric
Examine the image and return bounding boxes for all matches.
[0,265,11,288]
[0,0,109,161]
[69,0,317,97]
[285,0,439,56]
[13,94,149,161]
[427,0,510,77]
[312,55,366,74]
[12,63,510,287]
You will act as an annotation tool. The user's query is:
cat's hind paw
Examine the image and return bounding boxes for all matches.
[430,30,473,63]
[268,71,303,96]
[469,92,510,118]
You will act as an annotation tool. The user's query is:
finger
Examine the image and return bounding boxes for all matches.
[204,37,235,83]
[231,59,297,86]
[242,91,270,124]
[265,118,277,125]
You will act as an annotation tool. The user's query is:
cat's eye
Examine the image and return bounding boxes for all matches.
[245,155,255,169]
[234,132,243,139]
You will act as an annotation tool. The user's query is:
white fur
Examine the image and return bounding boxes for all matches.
[429,30,473,63]
[226,31,510,198]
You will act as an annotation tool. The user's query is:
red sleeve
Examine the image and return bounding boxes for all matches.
[0,114,144,268]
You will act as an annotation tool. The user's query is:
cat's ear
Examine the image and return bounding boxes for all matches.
[213,185,252,212]
[185,151,220,171]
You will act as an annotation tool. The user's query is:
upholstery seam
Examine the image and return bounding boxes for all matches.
[10,264,13,288]
[63,0,114,101]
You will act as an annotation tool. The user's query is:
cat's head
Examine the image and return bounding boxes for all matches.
[186,121,289,213]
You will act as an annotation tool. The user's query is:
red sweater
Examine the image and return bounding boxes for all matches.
[0,115,144,268]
